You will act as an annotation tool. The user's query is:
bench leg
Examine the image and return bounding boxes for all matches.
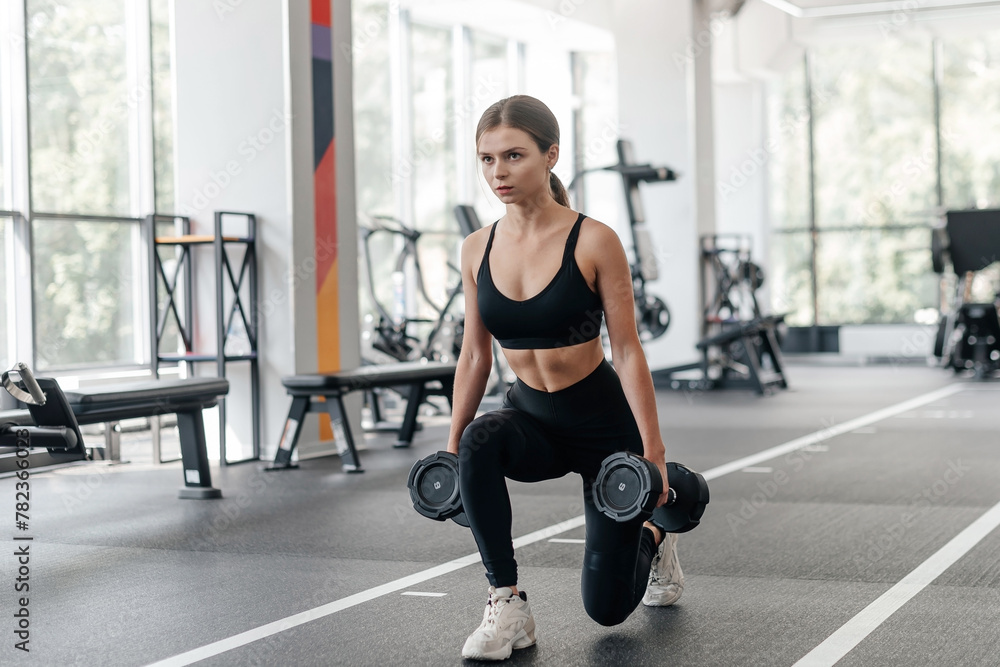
[327,396,364,473]
[176,410,223,499]
[394,383,426,448]
[267,396,309,471]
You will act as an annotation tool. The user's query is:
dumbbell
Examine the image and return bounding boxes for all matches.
[407,451,470,527]
[592,451,709,532]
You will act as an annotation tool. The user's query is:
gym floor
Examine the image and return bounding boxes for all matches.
[4,362,1000,666]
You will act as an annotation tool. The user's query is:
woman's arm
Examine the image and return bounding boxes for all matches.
[445,230,495,455]
[587,221,671,507]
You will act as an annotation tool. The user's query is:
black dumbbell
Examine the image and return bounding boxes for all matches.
[592,451,709,532]
[407,451,469,527]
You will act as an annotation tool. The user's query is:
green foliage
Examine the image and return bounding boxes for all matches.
[770,32,1000,326]
[33,219,135,369]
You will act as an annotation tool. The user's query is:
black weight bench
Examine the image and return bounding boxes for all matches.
[0,377,228,499]
[695,316,787,394]
[268,360,457,473]
[63,378,229,498]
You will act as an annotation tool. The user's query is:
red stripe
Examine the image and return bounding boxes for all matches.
[311,0,331,27]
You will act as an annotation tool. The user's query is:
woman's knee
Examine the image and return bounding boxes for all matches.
[583,596,630,627]
[581,548,637,626]
[458,411,518,465]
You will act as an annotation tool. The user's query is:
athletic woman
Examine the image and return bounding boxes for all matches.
[446,95,684,661]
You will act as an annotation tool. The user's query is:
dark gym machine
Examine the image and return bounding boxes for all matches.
[931,208,1000,379]
[653,234,788,395]
[569,139,675,342]
[0,364,85,459]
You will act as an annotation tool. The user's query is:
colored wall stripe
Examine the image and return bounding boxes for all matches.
[312,0,338,439]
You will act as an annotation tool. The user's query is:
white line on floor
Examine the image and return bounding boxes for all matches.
[741,466,774,473]
[549,538,586,544]
[792,497,1000,667]
[145,515,585,667]
[146,383,966,667]
[701,383,965,481]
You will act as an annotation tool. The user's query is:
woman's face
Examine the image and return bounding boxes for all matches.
[477,125,558,206]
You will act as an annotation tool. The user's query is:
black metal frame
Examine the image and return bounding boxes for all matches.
[146,212,260,465]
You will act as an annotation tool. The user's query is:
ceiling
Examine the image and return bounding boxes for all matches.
[759,0,1000,18]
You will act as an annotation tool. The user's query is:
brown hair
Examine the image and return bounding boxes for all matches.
[475,95,570,207]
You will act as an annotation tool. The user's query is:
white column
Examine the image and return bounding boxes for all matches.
[610,0,700,369]
[173,0,313,460]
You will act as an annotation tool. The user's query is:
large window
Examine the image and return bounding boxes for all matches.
[27,0,132,216]
[409,23,459,325]
[768,34,970,326]
[0,0,163,371]
[470,31,510,219]
[940,33,1000,210]
[33,217,140,369]
[151,0,174,213]
[352,0,395,327]
[0,217,8,370]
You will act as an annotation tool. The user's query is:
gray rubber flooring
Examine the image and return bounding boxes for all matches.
[2,364,999,666]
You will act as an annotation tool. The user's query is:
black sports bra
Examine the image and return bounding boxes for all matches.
[477,213,604,349]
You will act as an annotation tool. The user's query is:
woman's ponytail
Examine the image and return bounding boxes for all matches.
[549,171,570,207]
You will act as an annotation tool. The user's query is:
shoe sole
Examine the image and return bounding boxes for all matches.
[461,628,535,661]
[642,585,683,607]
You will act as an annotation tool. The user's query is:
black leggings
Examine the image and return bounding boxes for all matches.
[458,360,658,626]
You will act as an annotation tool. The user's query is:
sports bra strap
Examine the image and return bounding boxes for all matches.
[484,220,499,254]
[562,213,587,260]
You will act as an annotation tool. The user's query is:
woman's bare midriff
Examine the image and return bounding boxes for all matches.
[500,338,606,392]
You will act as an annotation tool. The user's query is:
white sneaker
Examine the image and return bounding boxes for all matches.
[461,586,536,661]
[642,531,684,606]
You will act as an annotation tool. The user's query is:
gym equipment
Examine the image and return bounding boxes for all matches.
[0,363,228,498]
[654,234,788,394]
[269,361,457,473]
[0,363,84,451]
[359,214,464,364]
[592,451,709,532]
[407,450,469,527]
[946,302,1000,378]
[568,139,676,342]
[932,210,1000,378]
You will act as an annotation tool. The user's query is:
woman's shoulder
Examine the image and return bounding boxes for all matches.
[460,222,494,266]
[576,214,621,248]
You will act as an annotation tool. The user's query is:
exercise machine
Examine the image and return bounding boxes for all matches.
[569,139,676,342]
[653,234,788,395]
[932,209,1000,378]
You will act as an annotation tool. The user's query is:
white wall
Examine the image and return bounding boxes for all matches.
[607,1,701,369]
[173,0,359,461]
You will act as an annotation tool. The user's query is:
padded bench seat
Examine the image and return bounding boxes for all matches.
[270,360,456,473]
[66,378,229,499]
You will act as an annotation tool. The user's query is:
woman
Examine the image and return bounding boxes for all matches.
[446,95,683,662]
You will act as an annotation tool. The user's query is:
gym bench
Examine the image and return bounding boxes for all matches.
[268,360,457,473]
[0,377,229,499]
[65,378,229,498]
[654,315,788,395]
